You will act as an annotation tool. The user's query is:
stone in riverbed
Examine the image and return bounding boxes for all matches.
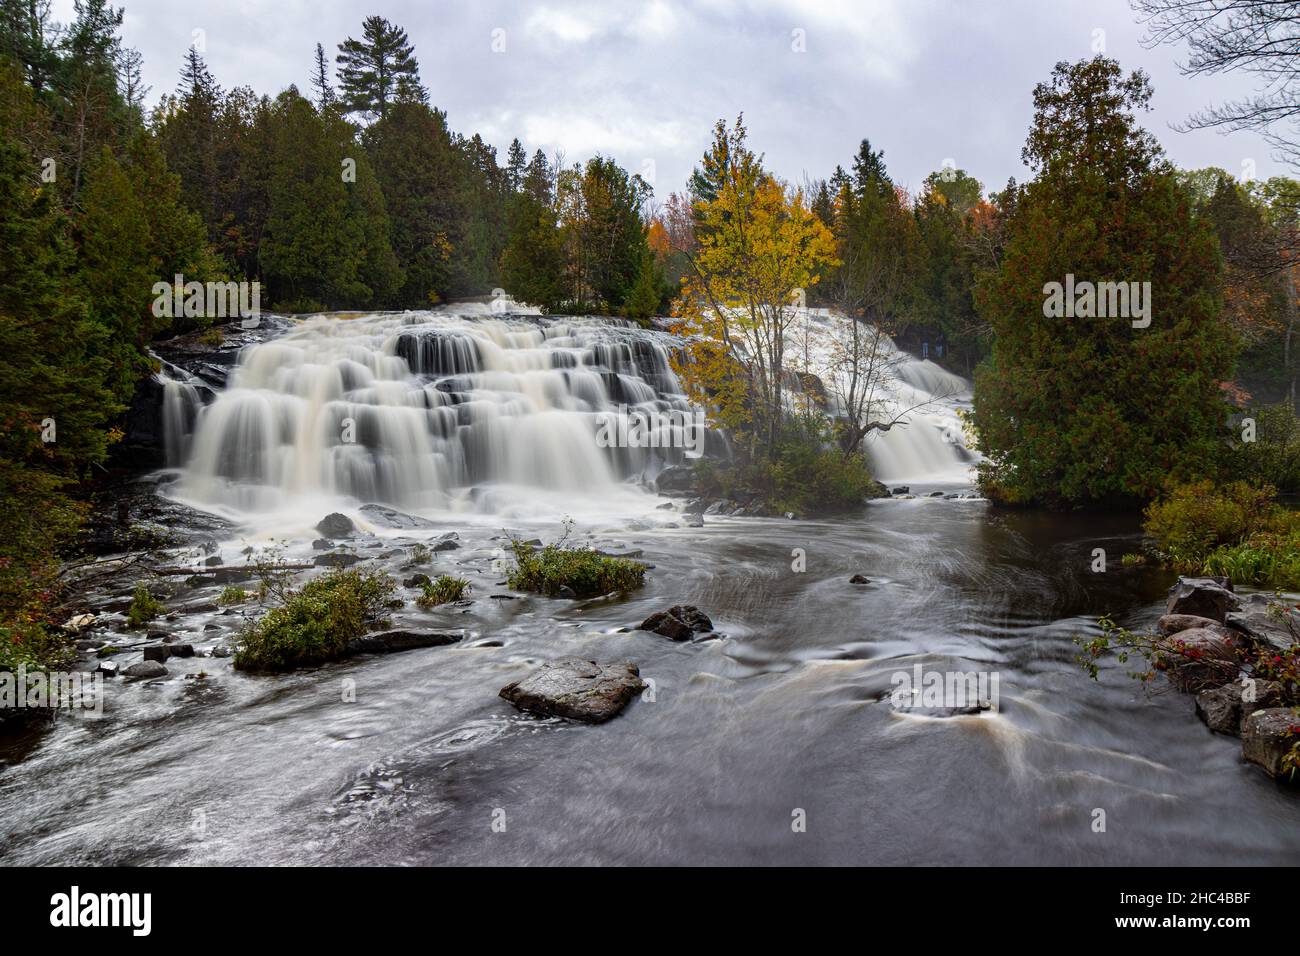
[849,574,871,585]
[683,513,704,528]
[142,644,169,663]
[358,503,437,529]
[1159,627,1241,689]
[124,660,168,679]
[403,573,431,589]
[640,604,713,641]
[1165,576,1239,623]
[1241,708,1300,779]
[315,512,355,539]
[346,629,463,654]
[95,660,119,677]
[1158,613,1236,638]
[1225,593,1300,655]
[891,486,910,496]
[314,552,362,568]
[499,659,646,723]
[431,533,460,552]
[168,643,195,658]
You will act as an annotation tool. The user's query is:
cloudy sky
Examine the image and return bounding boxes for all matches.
[54,0,1288,197]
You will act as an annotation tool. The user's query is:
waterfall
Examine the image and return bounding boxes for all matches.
[170,308,701,518]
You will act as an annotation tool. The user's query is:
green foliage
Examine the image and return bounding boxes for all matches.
[217,585,246,606]
[1143,480,1300,588]
[1224,405,1300,493]
[416,574,470,608]
[972,57,1236,507]
[1075,615,1239,692]
[506,538,645,599]
[233,566,396,672]
[694,418,885,516]
[126,583,163,629]
[336,15,423,122]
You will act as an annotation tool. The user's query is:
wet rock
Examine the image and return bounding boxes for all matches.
[179,602,219,614]
[95,661,119,677]
[1225,593,1300,654]
[891,486,910,496]
[62,613,96,633]
[556,585,578,599]
[76,638,105,651]
[596,548,643,559]
[1158,613,1235,638]
[683,513,704,528]
[431,532,460,552]
[640,604,713,641]
[96,645,123,658]
[124,660,168,679]
[142,645,170,663]
[499,659,646,723]
[1241,708,1300,779]
[849,574,871,585]
[654,465,697,494]
[314,552,362,568]
[203,554,223,567]
[358,503,437,529]
[211,644,233,658]
[315,513,355,539]
[927,491,944,498]
[1195,683,1244,735]
[346,629,462,654]
[168,643,196,658]
[1159,627,1241,689]
[311,538,332,551]
[656,502,675,511]
[403,573,432,589]
[1165,576,1239,623]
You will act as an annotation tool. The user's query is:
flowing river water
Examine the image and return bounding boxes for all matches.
[1,307,1297,866]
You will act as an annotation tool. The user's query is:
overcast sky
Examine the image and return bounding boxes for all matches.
[53,0,1291,198]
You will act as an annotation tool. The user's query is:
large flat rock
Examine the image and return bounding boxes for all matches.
[499,659,646,723]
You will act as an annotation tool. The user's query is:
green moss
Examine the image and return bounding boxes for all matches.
[233,567,395,673]
[506,541,645,598]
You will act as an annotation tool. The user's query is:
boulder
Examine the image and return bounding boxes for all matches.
[849,574,871,585]
[95,661,119,677]
[168,643,196,658]
[683,513,704,528]
[1158,613,1235,638]
[1225,593,1300,655]
[313,552,361,568]
[346,629,462,654]
[499,659,646,723]
[1165,576,1239,623]
[124,660,168,679]
[640,604,713,641]
[142,644,169,663]
[403,573,432,589]
[315,512,355,539]
[358,503,437,529]
[891,486,910,496]
[431,534,460,552]
[1195,683,1244,735]
[311,538,332,551]
[211,644,233,658]
[1158,627,1240,689]
[1241,708,1300,779]
[62,613,96,633]
[654,465,697,494]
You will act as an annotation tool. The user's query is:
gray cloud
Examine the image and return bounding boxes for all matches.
[56,0,1291,197]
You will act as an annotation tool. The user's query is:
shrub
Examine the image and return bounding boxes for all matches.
[1143,480,1300,588]
[1223,404,1300,494]
[417,575,470,609]
[507,540,645,598]
[126,584,163,629]
[217,585,246,606]
[233,567,395,672]
[408,543,432,565]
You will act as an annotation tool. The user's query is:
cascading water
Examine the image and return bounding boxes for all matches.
[786,309,978,487]
[168,305,707,523]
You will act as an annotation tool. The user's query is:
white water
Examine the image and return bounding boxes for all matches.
[163,305,977,534]
[786,309,977,486]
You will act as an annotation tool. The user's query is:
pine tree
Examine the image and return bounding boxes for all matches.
[310,42,334,109]
[506,137,526,191]
[336,16,421,122]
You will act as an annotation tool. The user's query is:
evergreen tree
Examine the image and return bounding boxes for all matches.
[310,42,334,109]
[972,57,1236,506]
[505,137,526,192]
[336,16,421,122]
